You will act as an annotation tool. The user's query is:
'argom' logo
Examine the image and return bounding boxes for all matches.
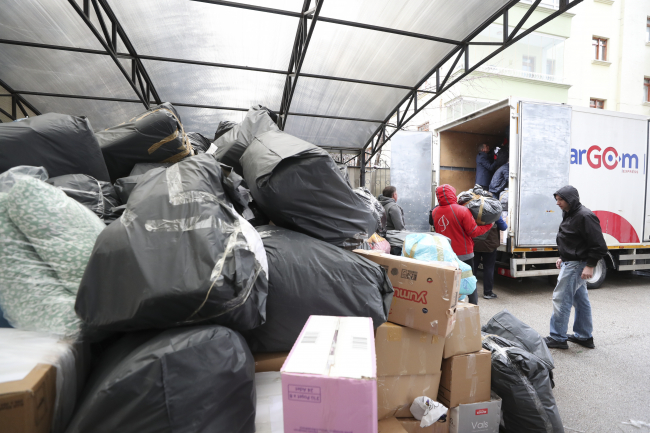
[394,287,428,304]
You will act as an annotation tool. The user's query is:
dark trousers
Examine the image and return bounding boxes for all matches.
[473,251,497,296]
[462,257,478,305]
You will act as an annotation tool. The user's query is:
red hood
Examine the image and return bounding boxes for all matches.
[436,184,458,206]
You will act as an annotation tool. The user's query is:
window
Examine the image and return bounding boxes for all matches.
[417,122,429,132]
[590,98,605,109]
[644,78,650,102]
[593,37,607,60]
[522,55,536,72]
[546,59,556,76]
[647,18,650,42]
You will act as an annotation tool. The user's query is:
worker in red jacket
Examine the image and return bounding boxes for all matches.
[432,184,493,304]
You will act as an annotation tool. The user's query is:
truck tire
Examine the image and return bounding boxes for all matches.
[547,258,607,289]
[586,258,607,289]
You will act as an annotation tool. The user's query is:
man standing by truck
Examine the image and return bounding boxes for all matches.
[432,184,494,304]
[545,185,607,350]
[476,144,500,189]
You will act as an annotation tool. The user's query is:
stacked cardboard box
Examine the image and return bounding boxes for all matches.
[439,303,500,433]
[354,251,461,431]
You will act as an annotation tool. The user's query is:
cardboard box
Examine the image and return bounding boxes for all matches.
[443,303,481,359]
[376,322,445,376]
[377,373,441,419]
[254,352,289,373]
[379,417,408,433]
[282,316,377,433]
[438,350,491,408]
[354,250,461,336]
[449,393,502,433]
[398,416,449,433]
[0,364,56,433]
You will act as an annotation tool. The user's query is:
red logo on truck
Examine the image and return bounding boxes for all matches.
[475,409,488,416]
[394,287,428,304]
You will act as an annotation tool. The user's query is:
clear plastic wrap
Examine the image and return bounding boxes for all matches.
[0,166,105,338]
[402,233,477,296]
[0,329,83,433]
[47,174,122,224]
[354,187,387,235]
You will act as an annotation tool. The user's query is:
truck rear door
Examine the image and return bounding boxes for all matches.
[515,101,572,246]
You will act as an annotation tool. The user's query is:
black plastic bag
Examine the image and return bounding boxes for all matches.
[47,174,122,224]
[457,185,502,225]
[96,102,191,182]
[113,175,141,204]
[482,334,564,433]
[243,225,393,352]
[213,105,278,176]
[241,130,376,248]
[213,120,237,141]
[354,187,387,236]
[482,309,554,371]
[187,132,213,154]
[76,154,269,334]
[130,162,172,176]
[0,113,110,181]
[65,325,255,433]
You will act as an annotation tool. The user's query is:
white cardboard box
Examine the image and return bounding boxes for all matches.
[449,392,502,433]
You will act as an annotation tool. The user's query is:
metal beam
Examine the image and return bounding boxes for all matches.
[191,0,462,45]
[279,0,324,129]
[5,90,383,123]
[0,39,435,94]
[0,78,41,116]
[68,0,160,108]
[360,0,582,161]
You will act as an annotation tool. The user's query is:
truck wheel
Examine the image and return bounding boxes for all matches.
[586,258,607,289]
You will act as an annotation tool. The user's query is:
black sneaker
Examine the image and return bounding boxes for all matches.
[483,293,498,299]
[567,334,595,349]
[544,336,569,349]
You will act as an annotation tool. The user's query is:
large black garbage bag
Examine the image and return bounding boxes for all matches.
[457,184,502,225]
[482,335,564,433]
[187,132,213,154]
[243,226,393,352]
[0,113,110,181]
[113,175,141,204]
[47,174,122,224]
[213,120,237,141]
[213,105,278,176]
[482,309,554,371]
[76,154,269,334]
[241,130,377,248]
[354,187,387,236]
[65,325,255,433]
[96,102,192,182]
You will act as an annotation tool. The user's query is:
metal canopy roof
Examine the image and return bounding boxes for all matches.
[0,0,581,157]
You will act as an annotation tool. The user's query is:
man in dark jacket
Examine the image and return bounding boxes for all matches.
[473,216,507,299]
[545,185,607,350]
[476,144,499,189]
[378,186,405,255]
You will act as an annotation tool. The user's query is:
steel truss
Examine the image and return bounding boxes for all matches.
[0,0,579,150]
[360,0,580,163]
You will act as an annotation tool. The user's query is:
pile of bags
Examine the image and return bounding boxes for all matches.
[0,102,394,433]
[457,184,503,225]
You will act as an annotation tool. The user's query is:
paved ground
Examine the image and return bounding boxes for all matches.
[475,270,650,433]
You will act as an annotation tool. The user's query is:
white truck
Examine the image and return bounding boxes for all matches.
[434,97,650,288]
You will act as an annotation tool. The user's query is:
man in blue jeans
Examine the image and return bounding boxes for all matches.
[545,185,607,350]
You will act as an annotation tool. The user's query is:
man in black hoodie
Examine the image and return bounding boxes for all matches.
[545,185,607,350]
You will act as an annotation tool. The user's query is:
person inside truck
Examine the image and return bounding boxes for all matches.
[476,144,500,189]
[378,186,405,255]
[431,184,493,305]
[544,185,607,350]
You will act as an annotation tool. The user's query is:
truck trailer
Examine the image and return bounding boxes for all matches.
[434,97,650,288]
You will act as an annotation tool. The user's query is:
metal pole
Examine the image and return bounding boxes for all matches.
[359,148,366,188]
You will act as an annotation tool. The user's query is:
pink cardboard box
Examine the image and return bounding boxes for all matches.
[281,316,378,433]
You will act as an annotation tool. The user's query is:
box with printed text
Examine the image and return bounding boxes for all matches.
[449,393,502,433]
[354,250,461,336]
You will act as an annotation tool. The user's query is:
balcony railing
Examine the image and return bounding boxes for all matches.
[477,65,565,83]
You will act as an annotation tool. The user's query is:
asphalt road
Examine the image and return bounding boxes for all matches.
[475,269,650,433]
